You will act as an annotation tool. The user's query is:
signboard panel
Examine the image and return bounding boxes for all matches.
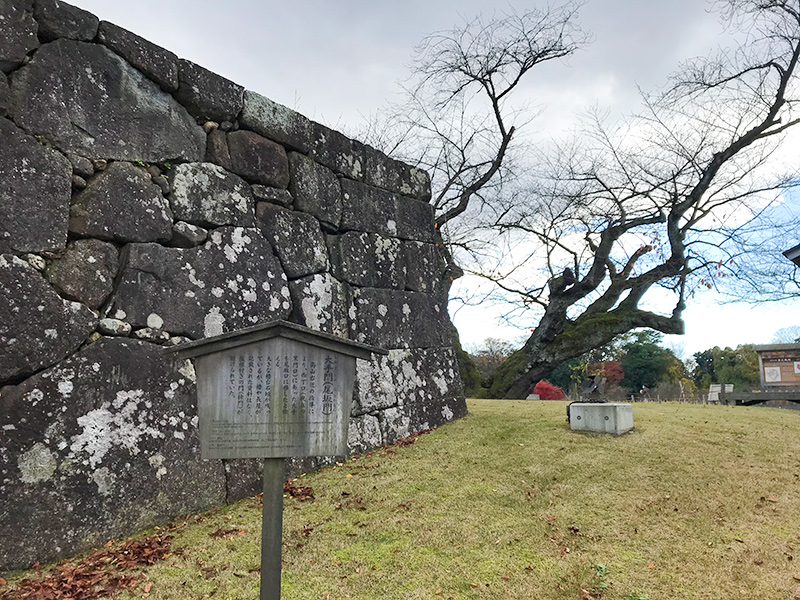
[195,337,355,459]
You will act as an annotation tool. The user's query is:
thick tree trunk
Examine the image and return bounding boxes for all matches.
[489,303,685,399]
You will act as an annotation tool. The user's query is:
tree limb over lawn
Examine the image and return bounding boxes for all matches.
[368,0,800,398]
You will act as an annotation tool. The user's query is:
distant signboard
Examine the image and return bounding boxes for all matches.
[754,344,800,389]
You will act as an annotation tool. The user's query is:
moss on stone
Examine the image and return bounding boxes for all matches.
[450,324,484,397]
[488,348,530,398]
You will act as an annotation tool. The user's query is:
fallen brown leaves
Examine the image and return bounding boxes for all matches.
[284,480,315,501]
[208,528,245,539]
[1,534,174,600]
[392,429,432,448]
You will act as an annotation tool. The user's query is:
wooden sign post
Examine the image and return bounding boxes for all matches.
[168,320,386,599]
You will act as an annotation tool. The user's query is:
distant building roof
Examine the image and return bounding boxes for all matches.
[753,343,800,352]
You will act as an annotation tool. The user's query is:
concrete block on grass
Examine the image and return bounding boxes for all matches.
[569,402,633,435]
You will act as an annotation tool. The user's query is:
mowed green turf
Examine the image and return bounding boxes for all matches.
[6,400,800,599]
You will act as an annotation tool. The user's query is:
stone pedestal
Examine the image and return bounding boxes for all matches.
[569,402,633,435]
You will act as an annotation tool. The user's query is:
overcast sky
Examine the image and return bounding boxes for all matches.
[67,0,800,357]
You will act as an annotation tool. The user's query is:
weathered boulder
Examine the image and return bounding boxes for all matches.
[97,318,131,336]
[168,162,254,228]
[239,91,313,152]
[396,195,436,242]
[227,130,289,188]
[113,227,292,339]
[0,337,226,571]
[349,288,450,349]
[389,347,463,407]
[0,0,38,73]
[403,240,444,293]
[287,152,341,230]
[174,58,243,122]
[0,117,71,253]
[252,184,293,208]
[328,231,406,289]
[288,273,350,338]
[391,347,467,437]
[340,179,396,237]
[33,0,98,42]
[352,353,398,416]
[257,203,329,279]
[309,121,364,180]
[363,144,432,201]
[373,348,466,443]
[69,161,173,243]
[0,72,9,116]
[0,255,97,384]
[205,129,232,171]
[347,414,382,455]
[44,239,119,309]
[170,221,208,248]
[10,39,205,161]
[97,21,178,91]
[340,179,435,242]
[67,153,94,179]
[377,407,412,445]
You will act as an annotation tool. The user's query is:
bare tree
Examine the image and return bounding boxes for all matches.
[361,3,590,282]
[482,0,800,397]
[367,0,800,398]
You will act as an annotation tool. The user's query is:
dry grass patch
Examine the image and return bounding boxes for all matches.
[3,400,800,599]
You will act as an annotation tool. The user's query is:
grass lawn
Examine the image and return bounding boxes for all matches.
[3,399,800,599]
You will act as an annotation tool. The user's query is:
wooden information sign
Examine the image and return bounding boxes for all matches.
[167,320,386,600]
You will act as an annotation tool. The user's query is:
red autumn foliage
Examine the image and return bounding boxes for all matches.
[533,380,565,400]
[588,361,625,385]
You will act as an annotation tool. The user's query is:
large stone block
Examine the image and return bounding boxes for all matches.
[168,162,255,228]
[388,347,464,407]
[69,161,173,243]
[308,121,364,180]
[328,231,406,289]
[227,130,289,188]
[349,288,450,349]
[287,152,341,230]
[97,21,178,91]
[205,129,232,171]
[340,179,396,237]
[385,347,467,437]
[395,195,436,243]
[10,39,205,161]
[0,0,38,73]
[174,58,243,122]
[0,117,71,253]
[352,353,397,416]
[0,337,227,571]
[347,414,382,455]
[403,240,444,293]
[256,202,329,279]
[0,72,9,116]
[113,227,291,339]
[240,91,313,153]
[288,272,350,338]
[340,179,435,243]
[0,255,96,384]
[33,0,99,42]
[377,406,412,446]
[45,239,118,309]
[363,144,432,201]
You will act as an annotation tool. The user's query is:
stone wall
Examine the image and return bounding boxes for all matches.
[0,0,466,571]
